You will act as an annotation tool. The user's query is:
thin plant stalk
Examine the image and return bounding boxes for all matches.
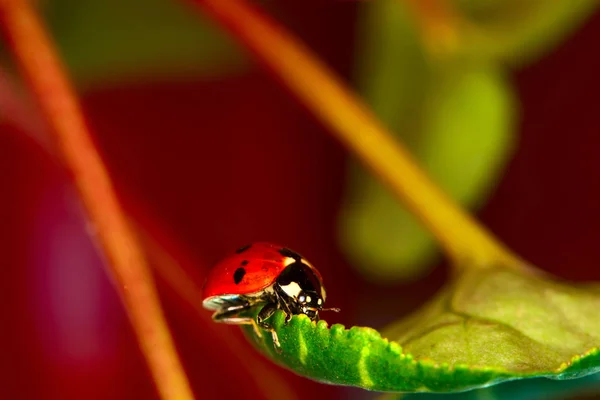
[188,0,524,271]
[0,1,196,399]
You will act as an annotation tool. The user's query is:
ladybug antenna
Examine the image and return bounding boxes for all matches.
[321,307,341,313]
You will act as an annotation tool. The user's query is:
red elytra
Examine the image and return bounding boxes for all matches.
[202,242,324,304]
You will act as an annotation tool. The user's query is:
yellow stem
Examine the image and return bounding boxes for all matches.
[193,0,521,269]
[0,1,195,399]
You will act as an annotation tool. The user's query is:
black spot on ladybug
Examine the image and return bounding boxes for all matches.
[233,268,246,284]
[279,247,302,261]
[235,244,252,254]
[241,260,249,266]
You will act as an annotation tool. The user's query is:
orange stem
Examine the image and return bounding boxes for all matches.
[0,61,296,400]
[0,1,195,399]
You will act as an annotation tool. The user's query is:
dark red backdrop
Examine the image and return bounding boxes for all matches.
[1,3,599,399]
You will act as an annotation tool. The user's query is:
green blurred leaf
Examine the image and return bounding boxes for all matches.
[339,0,515,282]
[42,0,247,86]
[456,0,599,66]
[242,266,600,393]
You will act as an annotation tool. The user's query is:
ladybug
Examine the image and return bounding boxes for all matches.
[202,242,339,349]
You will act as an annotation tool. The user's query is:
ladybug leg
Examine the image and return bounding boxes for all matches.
[257,302,278,328]
[212,304,263,338]
[257,303,282,351]
[278,300,293,325]
[270,331,281,351]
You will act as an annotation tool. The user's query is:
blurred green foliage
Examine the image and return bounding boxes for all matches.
[245,266,600,393]
[41,0,247,87]
[338,0,598,283]
[456,0,599,65]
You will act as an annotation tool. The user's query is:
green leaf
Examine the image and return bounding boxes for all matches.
[241,266,600,393]
[389,372,600,400]
[456,0,599,66]
[339,0,515,282]
[41,0,247,86]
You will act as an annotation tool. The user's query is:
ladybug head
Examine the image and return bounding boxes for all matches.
[296,291,323,319]
[275,260,326,321]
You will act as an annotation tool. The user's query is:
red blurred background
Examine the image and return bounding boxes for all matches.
[1,2,600,399]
